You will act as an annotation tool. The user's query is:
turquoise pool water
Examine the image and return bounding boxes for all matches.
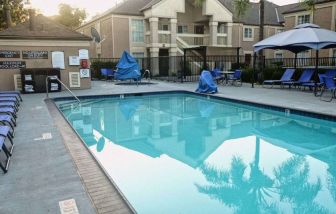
[57,93,336,214]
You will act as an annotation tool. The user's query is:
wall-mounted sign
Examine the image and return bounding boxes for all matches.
[52,51,65,69]
[80,69,90,78]
[69,56,80,65]
[79,49,89,59]
[0,50,20,58]
[0,61,26,69]
[22,51,48,59]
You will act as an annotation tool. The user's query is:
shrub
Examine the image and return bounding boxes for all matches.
[91,60,118,79]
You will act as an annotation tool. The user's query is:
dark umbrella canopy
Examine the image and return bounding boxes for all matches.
[254,24,336,53]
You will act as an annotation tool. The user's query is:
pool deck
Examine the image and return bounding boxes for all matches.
[1,80,335,214]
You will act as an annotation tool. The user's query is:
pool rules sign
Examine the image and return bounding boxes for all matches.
[0,61,26,69]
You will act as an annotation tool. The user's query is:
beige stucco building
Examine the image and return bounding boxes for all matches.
[0,14,92,91]
[281,0,336,58]
[77,0,286,68]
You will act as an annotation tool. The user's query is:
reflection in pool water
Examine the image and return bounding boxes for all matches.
[58,94,336,214]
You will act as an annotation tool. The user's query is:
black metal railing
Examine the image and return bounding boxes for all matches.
[90,56,336,83]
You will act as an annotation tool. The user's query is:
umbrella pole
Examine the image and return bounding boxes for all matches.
[294,53,297,69]
[252,52,257,88]
[315,50,319,94]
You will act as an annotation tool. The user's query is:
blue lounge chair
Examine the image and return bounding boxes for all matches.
[0,94,21,103]
[263,69,295,87]
[325,69,336,78]
[0,107,17,119]
[0,97,19,107]
[196,70,218,94]
[0,126,14,173]
[281,69,314,88]
[0,115,15,133]
[0,91,22,101]
[320,75,336,102]
[227,70,242,86]
[0,102,18,112]
[301,74,325,96]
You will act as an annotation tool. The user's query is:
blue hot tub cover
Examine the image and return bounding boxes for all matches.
[196,70,218,94]
[115,51,141,80]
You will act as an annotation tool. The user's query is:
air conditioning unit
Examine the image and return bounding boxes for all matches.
[13,74,22,91]
[69,72,81,88]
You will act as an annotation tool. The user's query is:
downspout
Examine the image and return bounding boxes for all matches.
[4,0,12,28]
[111,15,115,57]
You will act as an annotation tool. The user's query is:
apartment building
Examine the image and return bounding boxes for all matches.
[281,0,336,58]
[77,0,285,61]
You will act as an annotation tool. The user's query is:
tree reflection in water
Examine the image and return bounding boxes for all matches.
[197,155,329,213]
[196,156,277,214]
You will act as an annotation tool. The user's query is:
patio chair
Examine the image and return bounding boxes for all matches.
[263,69,295,88]
[0,115,16,133]
[210,68,225,84]
[320,75,336,102]
[0,102,18,113]
[0,125,14,173]
[301,73,325,96]
[0,94,21,103]
[325,69,336,78]
[281,69,314,88]
[0,107,17,119]
[100,68,114,81]
[227,70,242,86]
[0,91,22,101]
[0,97,20,108]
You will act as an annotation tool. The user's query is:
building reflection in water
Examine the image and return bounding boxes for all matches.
[60,94,336,213]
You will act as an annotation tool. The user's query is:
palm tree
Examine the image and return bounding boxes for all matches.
[3,0,13,27]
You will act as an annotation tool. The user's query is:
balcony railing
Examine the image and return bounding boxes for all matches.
[158,31,171,44]
[177,33,209,46]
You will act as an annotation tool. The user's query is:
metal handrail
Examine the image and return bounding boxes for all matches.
[46,76,80,103]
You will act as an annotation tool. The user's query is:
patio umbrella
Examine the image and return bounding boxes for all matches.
[252,24,336,87]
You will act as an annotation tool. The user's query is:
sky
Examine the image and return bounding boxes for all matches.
[30,0,299,19]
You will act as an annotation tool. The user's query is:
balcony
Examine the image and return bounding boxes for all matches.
[158,31,171,44]
[177,33,209,46]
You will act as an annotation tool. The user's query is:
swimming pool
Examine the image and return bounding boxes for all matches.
[56,92,336,214]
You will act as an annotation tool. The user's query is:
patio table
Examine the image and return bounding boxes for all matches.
[219,71,235,85]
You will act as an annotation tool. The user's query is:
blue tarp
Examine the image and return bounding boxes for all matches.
[115,51,141,80]
[196,70,218,94]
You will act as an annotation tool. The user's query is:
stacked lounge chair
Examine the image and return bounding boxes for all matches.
[0,91,21,173]
[263,69,295,87]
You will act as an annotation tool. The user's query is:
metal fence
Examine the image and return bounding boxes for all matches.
[91,56,336,82]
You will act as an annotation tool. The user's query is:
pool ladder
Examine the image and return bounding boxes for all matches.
[46,76,81,103]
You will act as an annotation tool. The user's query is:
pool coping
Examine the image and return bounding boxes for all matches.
[50,90,336,213]
[45,99,136,214]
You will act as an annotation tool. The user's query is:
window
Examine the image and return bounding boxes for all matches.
[297,14,310,25]
[297,50,310,58]
[160,24,169,31]
[217,23,226,34]
[131,19,144,42]
[243,27,253,40]
[275,52,283,59]
[177,25,188,34]
[276,28,284,34]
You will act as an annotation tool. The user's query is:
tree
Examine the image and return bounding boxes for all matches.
[0,0,28,30]
[300,0,316,17]
[53,4,87,29]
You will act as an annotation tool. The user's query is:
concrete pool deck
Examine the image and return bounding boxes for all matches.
[0,80,335,214]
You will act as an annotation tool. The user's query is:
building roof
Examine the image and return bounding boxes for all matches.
[0,14,91,41]
[281,0,336,15]
[82,0,285,27]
